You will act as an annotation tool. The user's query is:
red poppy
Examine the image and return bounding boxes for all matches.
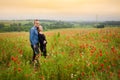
[111,46,117,53]
[81,72,85,76]
[11,56,18,62]
[100,53,102,57]
[18,67,22,72]
[100,63,104,67]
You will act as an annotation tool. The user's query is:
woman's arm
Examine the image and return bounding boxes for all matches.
[43,34,47,44]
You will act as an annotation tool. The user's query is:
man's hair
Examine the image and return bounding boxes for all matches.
[34,19,39,24]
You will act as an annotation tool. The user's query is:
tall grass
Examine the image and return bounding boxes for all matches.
[0,28,120,80]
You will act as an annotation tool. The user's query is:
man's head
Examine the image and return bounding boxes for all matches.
[34,19,40,28]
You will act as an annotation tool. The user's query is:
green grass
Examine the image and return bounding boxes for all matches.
[0,28,120,80]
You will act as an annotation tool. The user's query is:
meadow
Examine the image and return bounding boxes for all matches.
[0,28,120,80]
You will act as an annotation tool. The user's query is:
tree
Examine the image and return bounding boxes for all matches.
[0,23,4,29]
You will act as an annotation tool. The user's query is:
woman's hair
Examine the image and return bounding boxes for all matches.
[38,26,43,32]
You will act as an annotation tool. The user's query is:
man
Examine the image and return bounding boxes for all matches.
[30,19,40,62]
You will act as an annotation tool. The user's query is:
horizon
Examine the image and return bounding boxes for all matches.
[0,0,120,21]
[0,19,120,22]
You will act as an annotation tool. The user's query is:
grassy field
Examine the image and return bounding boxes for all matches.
[0,28,120,80]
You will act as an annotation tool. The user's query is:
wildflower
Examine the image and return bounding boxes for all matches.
[80,53,82,57]
[81,72,85,77]
[25,74,29,78]
[11,56,18,62]
[39,75,45,80]
[17,61,21,65]
[103,59,107,63]
[92,72,94,77]
[61,52,64,55]
[14,67,16,71]
[18,49,23,55]
[100,63,104,67]
[18,67,22,72]
[99,49,102,56]
[107,65,111,70]
[118,70,120,79]
[109,72,114,78]
[7,62,11,67]
[111,46,117,53]
[100,53,102,57]
[71,73,74,78]
[90,50,94,54]
[105,52,108,55]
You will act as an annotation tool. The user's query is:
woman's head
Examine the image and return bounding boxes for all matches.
[38,26,43,32]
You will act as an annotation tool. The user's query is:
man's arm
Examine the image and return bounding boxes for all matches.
[30,29,36,46]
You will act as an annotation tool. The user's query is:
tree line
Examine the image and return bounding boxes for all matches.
[0,20,120,32]
[0,20,74,32]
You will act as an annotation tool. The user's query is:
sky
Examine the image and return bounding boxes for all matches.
[0,0,120,21]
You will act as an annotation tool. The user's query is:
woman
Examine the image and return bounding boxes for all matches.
[37,26,47,58]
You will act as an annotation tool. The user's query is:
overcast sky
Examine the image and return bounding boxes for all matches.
[0,0,120,21]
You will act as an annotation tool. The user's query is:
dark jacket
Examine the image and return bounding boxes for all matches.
[38,33,47,46]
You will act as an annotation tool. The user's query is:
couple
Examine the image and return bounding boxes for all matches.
[30,19,47,63]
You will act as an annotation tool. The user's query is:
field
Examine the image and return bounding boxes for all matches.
[0,28,120,80]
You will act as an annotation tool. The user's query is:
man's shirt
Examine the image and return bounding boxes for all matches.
[30,26,39,45]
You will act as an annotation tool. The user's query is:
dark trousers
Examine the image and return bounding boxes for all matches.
[40,44,47,58]
[31,43,39,61]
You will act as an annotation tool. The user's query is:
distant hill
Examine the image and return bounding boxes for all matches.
[0,20,120,32]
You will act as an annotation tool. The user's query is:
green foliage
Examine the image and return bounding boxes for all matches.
[0,28,120,80]
[0,20,120,32]
[0,20,74,32]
